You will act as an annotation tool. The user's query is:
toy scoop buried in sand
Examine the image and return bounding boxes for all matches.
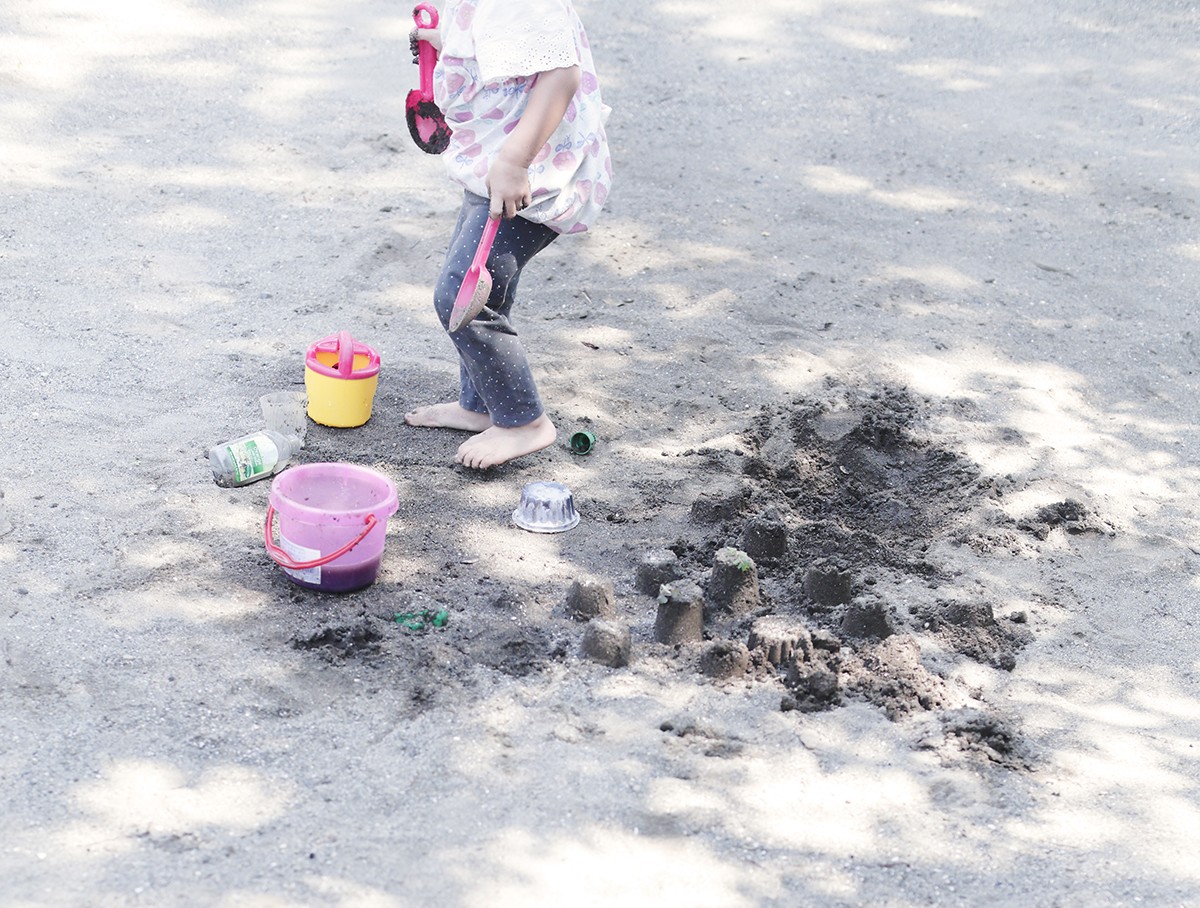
[448,214,501,332]
[406,3,451,154]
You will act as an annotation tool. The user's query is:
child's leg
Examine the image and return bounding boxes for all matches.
[440,193,557,427]
[407,192,559,467]
[405,194,497,432]
[450,204,559,467]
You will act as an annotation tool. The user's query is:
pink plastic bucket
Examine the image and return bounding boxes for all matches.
[264,463,398,593]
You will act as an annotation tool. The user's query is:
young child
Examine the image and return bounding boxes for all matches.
[404,0,613,469]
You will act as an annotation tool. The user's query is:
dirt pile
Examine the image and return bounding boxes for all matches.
[291,381,1088,768]
[664,381,1042,757]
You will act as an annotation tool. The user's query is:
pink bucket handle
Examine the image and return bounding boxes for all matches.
[305,333,380,380]
[413,4,439,100]
[336,330,355,377]
[264,505,379,570]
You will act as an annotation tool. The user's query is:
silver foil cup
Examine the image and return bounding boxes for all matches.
[512,481,580,533]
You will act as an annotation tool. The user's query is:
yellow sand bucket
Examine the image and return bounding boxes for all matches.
[304,331,381,428]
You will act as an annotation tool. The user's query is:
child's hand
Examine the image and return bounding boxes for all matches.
[409,27,442,61]
[486,157,533,220]
[484,66,580,218]
[484,66,581,219]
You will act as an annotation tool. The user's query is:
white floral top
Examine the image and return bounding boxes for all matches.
[433,0,613,234]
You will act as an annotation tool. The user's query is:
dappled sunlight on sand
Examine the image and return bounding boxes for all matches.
[575,324,637,350]
[125,289,239,325]
[461,826,769,908]
[820,25,908,53]
[1000,166,1078,195]
[0,141,79,188]
[449,517,581,584]
[122,537,212,572]
[921,1,984,15]
[188,491,269,536]
[446,673,1010,905]
[665,0,824,55]
[216,332,299,359]
[459,481,519,510]
[299,878,410,908]
[879,263,980,292]
[1004,661,1200,879]
[377,281,440,316]
[1177,243,1200,262]
[104,583,270,627]
[803,164,977,213]
[216,878,412,908]
[1130,687,1200,723]
[896,57,1001,91]
[885,347,1200,526]
[378,548,444,586]
[215,895,316,908]
[103,157,333,195]
[241,49,340,122]
[0,0,237,93]
[50,759,292,858]
[730,754,938,853]
[720,333,1200,543]
[135,203,234,231]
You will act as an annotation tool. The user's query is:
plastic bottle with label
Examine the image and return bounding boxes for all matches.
[209,429,302,488]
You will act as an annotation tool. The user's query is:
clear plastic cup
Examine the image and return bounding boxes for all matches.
[260,391,309,445]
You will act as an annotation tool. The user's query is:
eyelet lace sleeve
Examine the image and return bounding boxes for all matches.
[473,0,579,82]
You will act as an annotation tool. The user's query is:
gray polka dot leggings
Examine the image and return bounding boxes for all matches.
[434,191,558,428]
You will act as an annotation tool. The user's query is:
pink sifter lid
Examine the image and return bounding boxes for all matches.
[305,331,381,379]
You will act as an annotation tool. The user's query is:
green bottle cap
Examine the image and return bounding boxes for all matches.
[569,431,596,455]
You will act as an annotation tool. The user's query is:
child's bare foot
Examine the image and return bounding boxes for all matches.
[455,414,556,469]
[404,402,493,432]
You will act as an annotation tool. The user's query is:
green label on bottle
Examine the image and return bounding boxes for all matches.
[226,436,278,483]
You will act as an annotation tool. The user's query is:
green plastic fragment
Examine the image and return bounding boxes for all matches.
[394,608,450,631]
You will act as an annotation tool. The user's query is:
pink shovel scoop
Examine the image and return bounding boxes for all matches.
[448,215,501,332]
[406,3,451,154]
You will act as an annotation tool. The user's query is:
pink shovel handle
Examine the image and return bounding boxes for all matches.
[264,505,379,570]
[414,3,439,100]
[472,215,501,272]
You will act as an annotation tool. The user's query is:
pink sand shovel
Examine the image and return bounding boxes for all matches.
[406,3,451,154]
[448,214,501,332]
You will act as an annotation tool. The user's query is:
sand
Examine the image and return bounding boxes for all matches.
[2,0,1199,904]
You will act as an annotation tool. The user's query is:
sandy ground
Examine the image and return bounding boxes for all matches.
[3,0,1200,905]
